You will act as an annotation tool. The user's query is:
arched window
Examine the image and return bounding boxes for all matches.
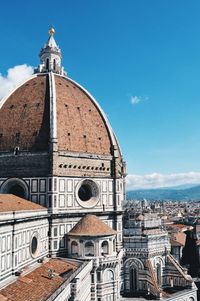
[46,58,49,71]
[104,269,114,281]
[113,239,116,252]
[0,178,29,200]
[53,59,56,71]
[101,241,109,255]
[71,241,78,255]
[9,184,26,198]
[130,267,138,293]
[85,241,94,256]
[156,263,162,285]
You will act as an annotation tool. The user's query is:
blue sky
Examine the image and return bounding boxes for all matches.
[1,0,200,188]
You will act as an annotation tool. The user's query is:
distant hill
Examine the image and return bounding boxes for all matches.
[126,185,200,201]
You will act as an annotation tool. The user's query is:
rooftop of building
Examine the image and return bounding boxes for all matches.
[0,258,80,301]
[166,223,193,233]
[170,232,186,247]
[0,194,46,212]
[0,28,122,160]
[69,214,117,237]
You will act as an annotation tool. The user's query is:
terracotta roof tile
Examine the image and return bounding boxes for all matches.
[0,194,45,212]
[0,259,79,301]
[55,76,112,155]
[166,224,193,232]
[0,75,50,152]
[170,232,186,247]
[69,214,116,237]
[0,295,9,301]
[0,73,121,156]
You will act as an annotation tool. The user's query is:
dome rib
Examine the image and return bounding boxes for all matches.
[55,74,121,156]
[57,74,121,155]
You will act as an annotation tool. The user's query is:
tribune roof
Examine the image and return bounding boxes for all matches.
[0,194,45,212]
[69,214,117,237]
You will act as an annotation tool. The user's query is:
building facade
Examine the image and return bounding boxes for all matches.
[0,28,197,301]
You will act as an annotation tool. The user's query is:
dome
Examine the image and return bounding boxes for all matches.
[0,73,118,156]
[0,28,125,180]
[68,214,117,237]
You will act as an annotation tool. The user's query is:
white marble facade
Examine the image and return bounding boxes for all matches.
[0,208,49,285]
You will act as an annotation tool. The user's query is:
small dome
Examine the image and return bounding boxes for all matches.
[68,214,116,237]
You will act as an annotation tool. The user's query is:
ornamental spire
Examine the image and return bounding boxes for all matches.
[36,27,65,75]
[49,26,55,36]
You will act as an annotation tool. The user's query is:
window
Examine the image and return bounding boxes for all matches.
[71,241,78,255]
[53,240,58,250]
[54,228,58,237]
[113,239,116,252]
[16,132,20,143]
[85,241,94,256]
[31,235,38,257]
[46,58,49,70]
[156,263,162,285]
[104,269,114,281]
[97,271,101,281]
[9,184,25,198]
[76,179,99,208]
[101,241,109,255]
[78,183,93,201]
[48,178,52,192]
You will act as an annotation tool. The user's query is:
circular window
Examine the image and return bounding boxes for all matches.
[31,237,38,254]
[78,184,93,201]
[30,234,39,258]
[76,179,99,208]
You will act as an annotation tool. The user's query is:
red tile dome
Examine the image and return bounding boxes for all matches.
[0,73,120,157]
[68,214,116,237]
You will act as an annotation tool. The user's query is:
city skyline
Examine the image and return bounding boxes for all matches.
[1,0,200,189]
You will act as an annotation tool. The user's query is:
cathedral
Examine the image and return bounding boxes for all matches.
[0,28,197,301]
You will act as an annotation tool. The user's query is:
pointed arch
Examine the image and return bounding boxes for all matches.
[124,258,144,270]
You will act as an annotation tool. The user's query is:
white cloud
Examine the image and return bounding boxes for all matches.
[131,95,142,105]
[130,95,149,105]
[0,65,34,100]
[126,172,200,190]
